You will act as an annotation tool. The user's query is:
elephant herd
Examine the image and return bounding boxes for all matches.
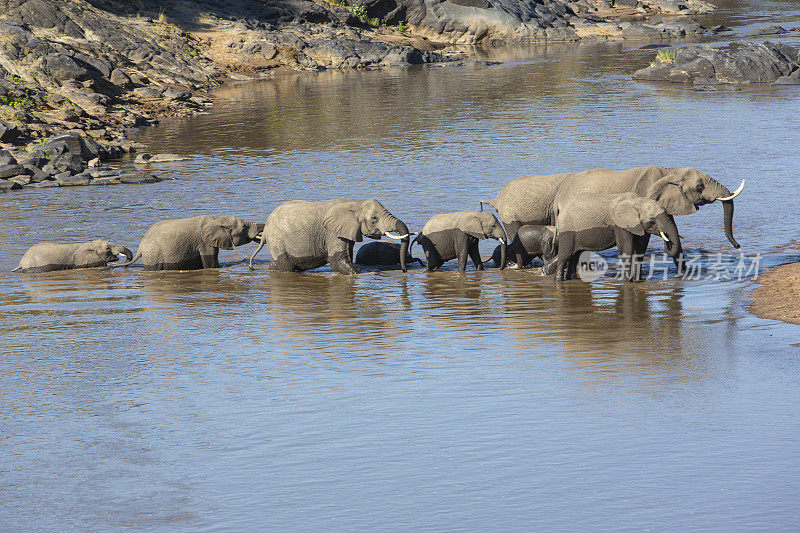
[12,165,744,281]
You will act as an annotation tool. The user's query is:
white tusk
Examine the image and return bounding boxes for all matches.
[384,232,410,240]
[716,179,745,201]
[659,231,671,243]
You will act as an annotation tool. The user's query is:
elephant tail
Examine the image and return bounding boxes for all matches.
[114,250,142,268]
[479,200,496,213]
[249,236,266,269]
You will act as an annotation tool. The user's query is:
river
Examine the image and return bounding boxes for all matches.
[1,1,799,530]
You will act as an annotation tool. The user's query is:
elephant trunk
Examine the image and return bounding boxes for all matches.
[114,246,133,262]
[250,222,265,241]
[655,213,681,259]
[705,179,740,249]
[722,200,739,249]
[392,219,410,273]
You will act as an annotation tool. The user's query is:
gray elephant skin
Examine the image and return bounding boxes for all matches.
[554,192,682,281]
[250,198,411,274]
[121,215,263,270]
[483,166,744,271]
[414,210,507,272]
[13,240,133,273]
[355,241,424,269]
[490,224,556,270]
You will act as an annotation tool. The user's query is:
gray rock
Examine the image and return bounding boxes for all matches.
[134,153,152,164]
[0,120,21,143]
[0,155,19,166]
[134,86,166,99]
[109,69,133,89]
[57,174,92,186]
[747,25,787,36]
[634,41,800,84]
[89,168,120,178]
[163,89,192,101]
[149,154,188,163]
[22,164,50,183]
[89,176,121,185]
[0,164,25,178]
[0,179,23,191]
[772,75,800,85]
[30,181,60,188]
[118,172,162,184]
[44,53,91,82]
[51,153,84,174]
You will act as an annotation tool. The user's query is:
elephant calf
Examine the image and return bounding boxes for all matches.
[554,192,681,281]
[415,210,507,272]
[121,215,263,271]
[13,240,133,273]
[355,242,424,269]
[494,224,556,270]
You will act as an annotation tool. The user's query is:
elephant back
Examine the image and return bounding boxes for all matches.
[490,172,573,226]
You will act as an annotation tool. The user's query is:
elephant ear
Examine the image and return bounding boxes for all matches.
[646,176,697,215]
[458,213,487,239]
[201,222,235,250]
[324,203,363,242]
[611,200,646,236]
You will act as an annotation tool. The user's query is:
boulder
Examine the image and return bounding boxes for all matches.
[51,153,84,174]
[89,176,121,185]
[118,172,162,184]
[747,25,787,36]
[0,120,21,143]
[0,179,23,190]
[163,89,192,101]
[133,86,165,99]
[0,164,25,178]
[57,174,92,186]
[133,153,152,164]
[109,69,133,89]
[0,154,19,166]
[633,41,800,84]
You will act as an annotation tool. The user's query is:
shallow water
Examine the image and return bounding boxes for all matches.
[2,1,800,530]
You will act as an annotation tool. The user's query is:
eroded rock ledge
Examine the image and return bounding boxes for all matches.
[0,0,722,192]
[634,41,800,85]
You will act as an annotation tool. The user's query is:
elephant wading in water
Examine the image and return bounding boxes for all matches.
[554,192,682,281]
[414,210,507,272]
[482,166,744,271]
[355,241,424,269]
[250,198,411,274]
[120,215,263,270]
[13,240,133,273]
[490,224,556,270]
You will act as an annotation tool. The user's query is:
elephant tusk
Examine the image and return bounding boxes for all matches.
[384,232,410,240]
[659,231,671,243]
[717,179,745,201]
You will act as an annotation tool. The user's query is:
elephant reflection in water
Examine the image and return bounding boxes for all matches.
[419,272,495,326]
[500,279,687,369]
[265,273,412,356]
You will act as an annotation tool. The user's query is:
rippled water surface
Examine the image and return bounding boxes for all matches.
[2,1,800,530]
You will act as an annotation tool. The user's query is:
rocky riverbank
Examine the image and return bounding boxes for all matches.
[750,262,800,326]
[0,0,725,192]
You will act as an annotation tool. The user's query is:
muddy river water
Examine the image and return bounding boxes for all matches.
[2,1,800,530]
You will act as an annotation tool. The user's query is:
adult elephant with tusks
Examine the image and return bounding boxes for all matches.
[250,198,412,274]
[482,166,745,273]
[119,215,264,270]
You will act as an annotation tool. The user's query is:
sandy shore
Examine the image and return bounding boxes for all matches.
[750,262,800,325]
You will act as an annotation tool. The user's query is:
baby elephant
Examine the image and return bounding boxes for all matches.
[13,240,133,273]
[490,224,556,270]
[554,192,681,281]
[355,241,424,269]
[415,210,507,272]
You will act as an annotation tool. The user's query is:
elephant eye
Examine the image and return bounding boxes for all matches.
[696,184,704,191]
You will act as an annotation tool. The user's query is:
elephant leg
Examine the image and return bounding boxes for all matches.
[566,251,581,280]
[467,238,483,270]
[555,236,574,281]
[328,239,357,275]
[200,246,220,269]
[504,221,527,268]
[542,256,558,275]
[269,253,295,271]
[455,232,470,271]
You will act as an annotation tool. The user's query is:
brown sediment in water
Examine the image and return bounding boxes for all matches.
[750,262,800,325]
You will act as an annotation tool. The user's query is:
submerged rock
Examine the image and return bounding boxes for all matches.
[633,41,800,84]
